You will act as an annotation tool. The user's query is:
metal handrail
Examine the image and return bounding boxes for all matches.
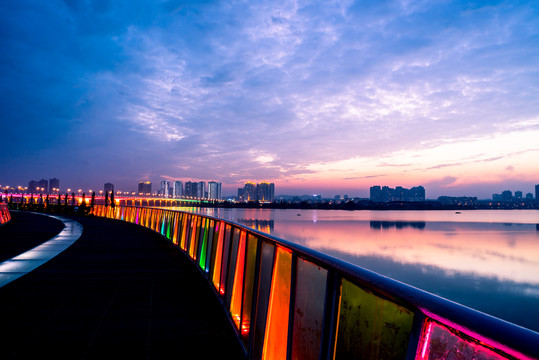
[91,204,539,360]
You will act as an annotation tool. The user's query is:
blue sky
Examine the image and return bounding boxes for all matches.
[1,0,538,198]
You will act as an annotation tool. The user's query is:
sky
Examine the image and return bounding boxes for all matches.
[1,0,538,198]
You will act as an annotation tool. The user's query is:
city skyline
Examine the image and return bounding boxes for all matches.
[1,1,538,198]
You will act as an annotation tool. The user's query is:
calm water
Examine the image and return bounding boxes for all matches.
[166,207,539,332]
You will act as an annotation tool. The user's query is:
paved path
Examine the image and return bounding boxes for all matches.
[0,212,246,359]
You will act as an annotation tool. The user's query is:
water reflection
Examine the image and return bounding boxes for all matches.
[236,219,274,234]
[370,221,426,230]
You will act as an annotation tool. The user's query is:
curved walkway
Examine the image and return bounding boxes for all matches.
[0,213,245,359]
[0,212,82,288]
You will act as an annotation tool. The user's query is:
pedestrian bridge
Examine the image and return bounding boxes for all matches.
[0,202,538,359]
[91,204,538,360]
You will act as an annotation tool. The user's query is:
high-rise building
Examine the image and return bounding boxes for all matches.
[501,190,512,201]
[370,185,425,202]
[241,182,256,202]
[138,181,152,196]
[49,178,60,193]
[28,180,37,194]
[104,182,114,195]
[515,191,523,199]
[535,184,539,202]
[160,180,171,198]
[208,181,222,200]
[184,181,198,198]
[37,179,48,194]
[256,182,274,202]
[198,181,206,199]
[173,181,183,198]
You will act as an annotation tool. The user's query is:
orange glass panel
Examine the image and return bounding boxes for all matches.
[241,234,259,341]
[262,247,292,360]
[230,231,247,329]
[180,214,189,251]
[172,212,180,245]
[212,221,225,291]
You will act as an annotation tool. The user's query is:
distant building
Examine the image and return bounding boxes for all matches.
[37,179,48,194]
[138,181,152,196]
[104,182,114,195]
[49,178,60,193]
[184,181,198,198]
[536,184,539,202]
[28,180,37,194]
[514,191,523,199]
[198,181,206,199]
[173,181,183,198]
[256,182,275,202]
[501,190,513,201]
[526,192,533,200]
[370,185,425,202]
[160,180,171,198]
[438,196,478,206]
[240,182,256,202]
[208,181,222,200]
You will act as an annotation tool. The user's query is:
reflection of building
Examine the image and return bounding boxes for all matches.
[370,185,425,202]
[138,181,152,196]
[49,178,60,193]
[370,221,425,230]
[238,219,274,234]
[208,181,222,200]
[104,182,114,195]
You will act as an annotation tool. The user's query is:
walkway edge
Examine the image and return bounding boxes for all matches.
[0,212,83,288]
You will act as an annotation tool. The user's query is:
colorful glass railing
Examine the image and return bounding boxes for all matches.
[0,203,11,225]
[90,205,539,360]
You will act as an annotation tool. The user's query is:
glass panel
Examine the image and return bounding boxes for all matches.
[172,212,180,245]
[252,242,275,360]
[262,246,292,360]
[198,218,209,269]
[212,221,225,291]
[230,231,247,329]
[334,279,414,360]
[226,228,242,307]
[205,220,215,274]
[188,216,199,259]
[241,234,259,342]
[219,225,233,296]
[181,214,190,251]
[416,320,510,360]
[291,258,328,360]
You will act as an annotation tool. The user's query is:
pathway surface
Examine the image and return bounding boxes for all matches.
[0,212,246,359]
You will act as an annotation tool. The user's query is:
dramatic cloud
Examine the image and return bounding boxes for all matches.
[1,0,538,197]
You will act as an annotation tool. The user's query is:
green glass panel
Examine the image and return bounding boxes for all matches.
[334,279,414,360]
[205,220,215,274]
[198,218,208,270]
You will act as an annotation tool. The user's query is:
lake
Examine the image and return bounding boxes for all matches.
[164,207,539,332]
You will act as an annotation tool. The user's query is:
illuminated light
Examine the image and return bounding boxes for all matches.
[262,247,292,360]
[212,222,225,291]
[198,219,209,270]
[230,231,247,329]
[418,310,533,360]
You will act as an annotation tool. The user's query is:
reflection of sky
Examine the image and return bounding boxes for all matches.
[276,220,539,285]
